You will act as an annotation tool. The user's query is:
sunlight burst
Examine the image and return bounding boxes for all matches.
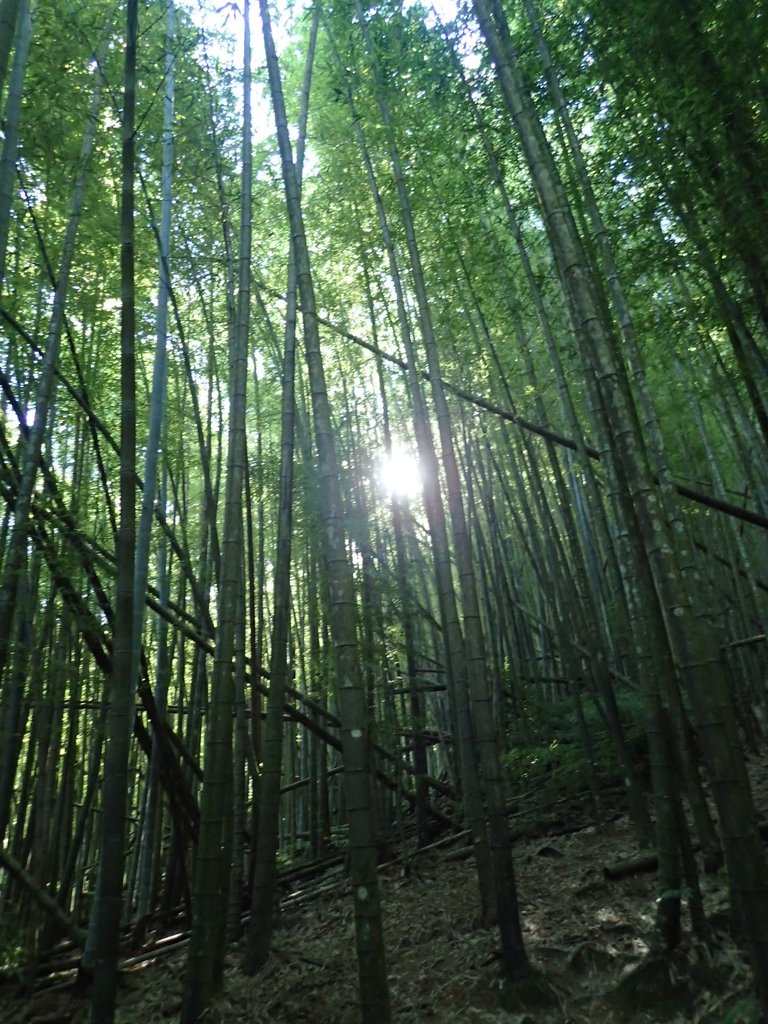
[377,446,422,502]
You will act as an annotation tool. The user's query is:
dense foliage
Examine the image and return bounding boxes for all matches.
[0,0,765,1020]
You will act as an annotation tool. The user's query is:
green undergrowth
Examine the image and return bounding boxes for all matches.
[0,912,24,981]
[504,690,647,808]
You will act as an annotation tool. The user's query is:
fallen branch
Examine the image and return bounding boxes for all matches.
[603,853,659,880]
[604,821,768,880]
[0,848,85,947]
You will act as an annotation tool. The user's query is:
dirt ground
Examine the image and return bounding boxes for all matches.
[2,759,767,1024]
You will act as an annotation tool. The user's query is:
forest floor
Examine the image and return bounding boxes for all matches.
[3,757,768,1024]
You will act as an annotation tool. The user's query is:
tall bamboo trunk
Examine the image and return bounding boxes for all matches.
[473,0,768,1004]
[256,0,391,1018]
[181,3,253,1018]
[87,3,138,1020]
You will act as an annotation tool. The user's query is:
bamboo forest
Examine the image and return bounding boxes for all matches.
[0,0,766,1021]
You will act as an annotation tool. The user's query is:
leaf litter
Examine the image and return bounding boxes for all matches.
[2,756,767,1024]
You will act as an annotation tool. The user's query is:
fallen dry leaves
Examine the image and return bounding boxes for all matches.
[2,755,767,1024]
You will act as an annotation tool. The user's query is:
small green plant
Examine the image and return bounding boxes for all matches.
[0,911,24,980]
[504,690,648,806]
[505,739,589,805]
[722,996,763,1024]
